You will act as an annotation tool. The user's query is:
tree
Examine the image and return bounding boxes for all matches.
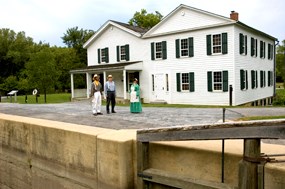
[0,76,18,93]
[276,40,285,87]
[128,9,163,29]
[25,47,60,103]
[61,27,95,65]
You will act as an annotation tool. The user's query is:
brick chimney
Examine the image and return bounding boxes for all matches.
[230,11,239,21]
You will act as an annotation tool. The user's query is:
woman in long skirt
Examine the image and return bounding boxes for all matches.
[129,78,142,113]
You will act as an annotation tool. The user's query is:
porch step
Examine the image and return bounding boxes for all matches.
[150,100,167,104]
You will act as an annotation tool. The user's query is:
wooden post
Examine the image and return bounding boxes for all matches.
[137,141,150,189]
[238,139,261,189]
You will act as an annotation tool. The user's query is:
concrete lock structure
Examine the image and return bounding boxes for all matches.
[0,113,284,189]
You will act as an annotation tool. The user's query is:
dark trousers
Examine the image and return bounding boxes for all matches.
[106,91,116,112]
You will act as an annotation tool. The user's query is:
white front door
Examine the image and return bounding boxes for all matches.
[154,73,165,100]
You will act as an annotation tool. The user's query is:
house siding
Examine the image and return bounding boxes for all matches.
[233,26,275,105]
[150,7,229,36]
[83,5,276,106]
[146,25,235,105]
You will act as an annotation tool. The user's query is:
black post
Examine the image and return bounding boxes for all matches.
[229,85,233,106]
[221,108,226,183]
[25,95,28,103]
[0,95,1,102]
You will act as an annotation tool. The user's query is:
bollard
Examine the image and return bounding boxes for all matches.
[0,95,1,102]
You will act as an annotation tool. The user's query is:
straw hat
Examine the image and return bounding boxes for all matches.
[107,75,113,78]
[93,74,98,78]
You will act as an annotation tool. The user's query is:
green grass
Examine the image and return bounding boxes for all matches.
[237,115,285,121]
[273,88,285,106]
[1,93,71,104]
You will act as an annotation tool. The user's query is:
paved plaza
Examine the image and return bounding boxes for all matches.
[1,100,285,130]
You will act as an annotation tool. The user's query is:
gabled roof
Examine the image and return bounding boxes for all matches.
[83,20,147,49]
[111,20,149,34]
[143,4,236,38]
[142,4,277,41]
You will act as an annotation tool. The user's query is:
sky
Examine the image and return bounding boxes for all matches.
[0,0,284,47]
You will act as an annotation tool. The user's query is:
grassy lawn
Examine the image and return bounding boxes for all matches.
[273,88,285,106]
[237,115,285,121]
[1,93,71,104]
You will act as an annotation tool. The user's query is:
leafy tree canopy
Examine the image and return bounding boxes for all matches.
[61,26,95,65]
[128,9,163,29]
[276,40,285,85]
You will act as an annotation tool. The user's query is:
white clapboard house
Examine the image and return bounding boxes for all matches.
[70,4,277,106]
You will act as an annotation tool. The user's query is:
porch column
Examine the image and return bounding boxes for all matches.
[86,72,92,98]
[71,73,74,99]
[103,71,107,98]
[123,69,127,100]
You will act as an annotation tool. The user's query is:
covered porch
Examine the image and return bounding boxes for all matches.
[70,62,143,101]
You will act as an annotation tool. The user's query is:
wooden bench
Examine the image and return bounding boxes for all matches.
[137,119,285,189]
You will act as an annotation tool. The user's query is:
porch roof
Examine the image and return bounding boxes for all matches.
[70,61,143,74]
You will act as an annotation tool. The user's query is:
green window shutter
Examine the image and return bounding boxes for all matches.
[264,42,266,59]
[125,44,130,61]
[162,41,167,59]
[240,69,245,90]
[116,46,120,62]
[207,71,213,92]
[206,35,212,55]
[175,39,180,58]
[245,70,248,90]
[260,41,263,58]
[267,71,271,87]
[98,48,101,63]
[260,71,263,87]
[105,48,109,63]
[189,72,195,92]
[239,33,244,54]
[188,37,194,57]
[255,71,258,88]
[267,43,271,60]
[151,42,155,60]
[251,37,254,56]
[245,35,247,55]
[222,33,228,54]
[271,45,273,60]
[255,39,258,57]
[222,71,228,92]
[251,70,255,89]
[176,73,181,92]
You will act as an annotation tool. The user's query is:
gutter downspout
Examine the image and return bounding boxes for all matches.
[274,40,280,97]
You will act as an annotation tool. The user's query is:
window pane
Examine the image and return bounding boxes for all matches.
[101,49,106,62]
[181,39,188,56]
[213,71,222,91]
[155,42,162,59]
[212,34,221,53]
[181,73,189,91]
[120,46,126,60]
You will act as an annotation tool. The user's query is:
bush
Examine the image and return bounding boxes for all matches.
[273,89,285,106]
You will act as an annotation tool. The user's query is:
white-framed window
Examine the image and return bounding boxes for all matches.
[181,73,189,91]
[101,49,106,62]
[166,74,169,91]
[251,37,258,57]
[212,34,222,54]
[155,42,162,59]
[120,46,126,61]
[180,39,189,57]
[260,41,266,59]
[240,33,247,55]
[213,71,222,91]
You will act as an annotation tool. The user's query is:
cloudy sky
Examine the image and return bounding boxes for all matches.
[1,0,284,46]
